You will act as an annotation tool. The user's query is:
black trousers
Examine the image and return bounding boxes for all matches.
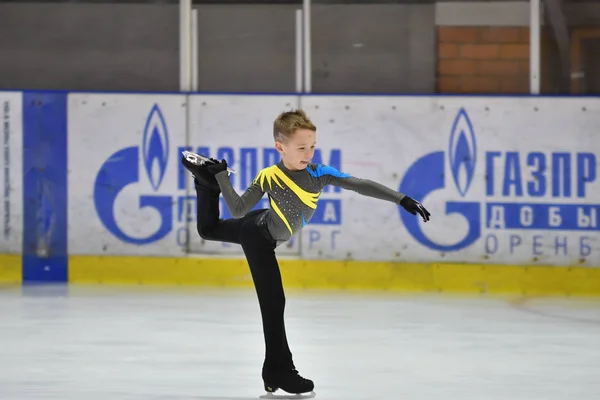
[194,184,294,373]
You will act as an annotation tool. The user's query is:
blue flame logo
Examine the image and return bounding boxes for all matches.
[399,106,480,252]
[142,104,169,191]
[449,108,476,197]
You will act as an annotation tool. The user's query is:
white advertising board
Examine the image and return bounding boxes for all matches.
[0,92,23,253]
[65,92,600,266]
[68,93,188,256]
[297,95,600,266]
[186,94,302,256]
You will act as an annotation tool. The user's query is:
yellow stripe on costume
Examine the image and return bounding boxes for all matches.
[270,166,320,209]
[254,166,285,192]
[254,165,320,209]
[269,197,293,235]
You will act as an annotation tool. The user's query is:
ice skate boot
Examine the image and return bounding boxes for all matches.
[260,367,315,399]
[180,151,220,193]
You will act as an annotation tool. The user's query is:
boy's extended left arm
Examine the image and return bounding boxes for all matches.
[322,166,431,222]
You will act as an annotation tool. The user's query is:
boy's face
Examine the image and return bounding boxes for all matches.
[275,128,316,171]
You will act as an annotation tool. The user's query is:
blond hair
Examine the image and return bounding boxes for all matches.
[273,109,316,142]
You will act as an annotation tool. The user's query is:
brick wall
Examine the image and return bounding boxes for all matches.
[436,27,532,94]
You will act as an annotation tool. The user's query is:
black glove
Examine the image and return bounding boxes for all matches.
[400,196,431,222]
[205,158,228,175]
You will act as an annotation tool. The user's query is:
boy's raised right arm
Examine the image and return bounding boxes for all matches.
[214,170,265,218]
[208,160,265,218]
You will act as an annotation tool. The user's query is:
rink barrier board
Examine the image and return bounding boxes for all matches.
[3,90,600,296]
[68,255,600,296]
[0,255,22,284]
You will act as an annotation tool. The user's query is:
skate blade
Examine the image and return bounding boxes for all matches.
[259,391,316,399]
[181,151,236,174]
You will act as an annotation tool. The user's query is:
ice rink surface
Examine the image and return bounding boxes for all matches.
[1,284,599,400]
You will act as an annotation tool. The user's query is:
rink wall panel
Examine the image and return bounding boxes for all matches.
[68,255,600,296]
[1,90,599,296]
[67,93,188,257]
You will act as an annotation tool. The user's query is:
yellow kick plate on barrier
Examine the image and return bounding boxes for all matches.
[0,254,22,284]
[68,255,600,297]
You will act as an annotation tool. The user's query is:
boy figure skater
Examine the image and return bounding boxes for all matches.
[181,110,430,398]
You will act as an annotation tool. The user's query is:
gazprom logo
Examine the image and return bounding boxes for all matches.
[449,109,476,197]
[94,104,173,245]
[143,105,169,191]
[399,107,480,251]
